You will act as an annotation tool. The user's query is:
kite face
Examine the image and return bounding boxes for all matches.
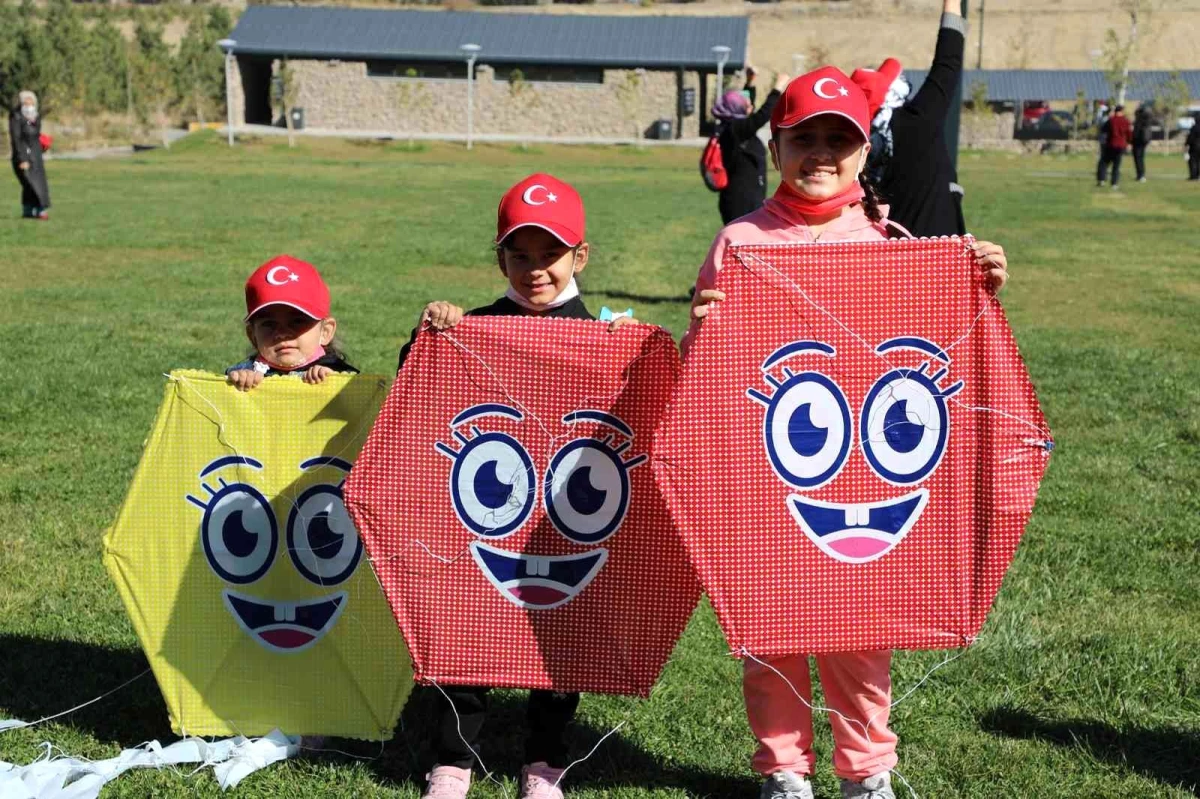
[104,372,412,739]
[748,336,963,564]
[189,454,360,652]
[347,319,700,696]
[438,405,646,609]
[655,239,1052,655]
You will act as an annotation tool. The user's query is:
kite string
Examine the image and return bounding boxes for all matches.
[428,679,512,798]
[731,250,1051,442]
[0,668,151,734]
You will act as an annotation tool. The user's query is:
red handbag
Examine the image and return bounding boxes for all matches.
[38,133,52,152]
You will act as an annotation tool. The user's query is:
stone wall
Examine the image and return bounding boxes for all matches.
[234,58,703,140]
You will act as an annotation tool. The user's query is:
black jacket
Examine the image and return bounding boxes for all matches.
[225,351,358,377]
[716,89,781,225]
[1187,124,1200,153]
[877,17,966,237]
[1132,111,1152,147]
[9,109,50,209]
[397,295,594,371]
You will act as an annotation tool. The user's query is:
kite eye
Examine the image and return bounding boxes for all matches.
[446,431,536,538]
[200,483,278,584]
[761,372,852,489]
[544,439,645,545]
[287,483,363,586]
[860,369,951,485]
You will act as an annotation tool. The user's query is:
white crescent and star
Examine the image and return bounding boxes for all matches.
[521,185,559,206]
[813,78,850,100]
[266,266,300,285]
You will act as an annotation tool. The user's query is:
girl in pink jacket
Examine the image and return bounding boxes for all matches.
[683,67,1008,799]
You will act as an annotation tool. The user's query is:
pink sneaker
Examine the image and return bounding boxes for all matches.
[520,762,566,799]
[422,764,472,799]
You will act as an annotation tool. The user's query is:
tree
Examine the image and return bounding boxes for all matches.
[133,21,178,148]
[175,7,233,124]
[272,58,299,148]
[43,0,88,110]
[1150,72,1190,141]
[84,17,129,114]
[1102,0,1155,107]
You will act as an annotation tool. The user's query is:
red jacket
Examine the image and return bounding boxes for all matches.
[1105,113,1133,149]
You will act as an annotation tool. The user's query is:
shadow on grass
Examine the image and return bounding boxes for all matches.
[596,290,694,306]
[332,686,755,797]
[981,707,1200,795]
[0,634,169,744]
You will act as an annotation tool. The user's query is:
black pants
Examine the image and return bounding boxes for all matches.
[436,686,580,770]
[1189,150,1200,180]
[1132,144,1147,180]
[1097,146,1125,185]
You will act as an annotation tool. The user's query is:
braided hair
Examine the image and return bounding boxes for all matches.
[858,170,884,223]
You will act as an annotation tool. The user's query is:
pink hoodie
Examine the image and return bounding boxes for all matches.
[681,198,904,357]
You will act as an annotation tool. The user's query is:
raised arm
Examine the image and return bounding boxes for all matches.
[904,0,966,124]
[726,73,789,142]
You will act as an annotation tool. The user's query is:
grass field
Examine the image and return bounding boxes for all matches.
[1,133,1198,798]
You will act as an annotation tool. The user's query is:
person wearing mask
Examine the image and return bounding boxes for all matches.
[711,71,790,225]
[8,90,51,220]
[1097,104,1132,189]
[850,0,968,237]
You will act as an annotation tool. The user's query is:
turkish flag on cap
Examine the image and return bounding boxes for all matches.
[851,58,904,117]
[244,255,331,321]
[770,66,871,141]
[496,173,585,247]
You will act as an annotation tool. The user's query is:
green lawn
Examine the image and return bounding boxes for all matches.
[1,134,1197,798]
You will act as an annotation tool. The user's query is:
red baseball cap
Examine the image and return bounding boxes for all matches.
[851,58,904,117]
[244,255,331,321]
[496,173,585,247]
[770,66,871,142]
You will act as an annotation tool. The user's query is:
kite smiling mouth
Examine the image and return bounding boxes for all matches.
[469,542,607,610]
[787,488,929,564]
[222,589,347,653]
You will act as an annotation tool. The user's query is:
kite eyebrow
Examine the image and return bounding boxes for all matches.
[761,341,836,371]
[561,410,634,438]
[875,337,949,362]
[199,455,264,478]
[299,456,353,473]
[451,403,523,427]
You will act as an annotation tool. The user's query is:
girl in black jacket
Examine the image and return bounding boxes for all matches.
[711,72,788,224]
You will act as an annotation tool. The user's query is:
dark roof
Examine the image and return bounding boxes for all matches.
[905,68,1200,103]
[228,6,748,69]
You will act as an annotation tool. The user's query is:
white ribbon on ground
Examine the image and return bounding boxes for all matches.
[0,726,298,798]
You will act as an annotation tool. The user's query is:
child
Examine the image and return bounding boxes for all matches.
[683,67,1008,799]
[400,173,628,799]
[227,255,357,391]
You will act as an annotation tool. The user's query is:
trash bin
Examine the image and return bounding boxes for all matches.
[645,119,672,140]
[289,107,305,131]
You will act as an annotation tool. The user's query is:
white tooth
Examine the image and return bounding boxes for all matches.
[273,603,285,623]
[286,603,297,623]
[859,506,871,526]
[525,558,538,577]
[540,558,551,577]
[845,507,857,528]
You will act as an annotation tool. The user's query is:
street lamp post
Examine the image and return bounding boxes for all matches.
[460,43,482,150]
[711,45,731,97]
[217,38,237,147]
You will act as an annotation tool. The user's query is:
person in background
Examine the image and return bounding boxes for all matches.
[1097,104,1133,189]
[744,65,759,106]
[1132,105,1152,182]
[8,90,51,220]
[850,0,967,237]
[1187,114,1200,181]
[711,71,790,224]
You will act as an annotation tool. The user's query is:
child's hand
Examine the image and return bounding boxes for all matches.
[972,241,1008,293]
[607,315,636,333]
[228,369,264,392]
[691,289,727,321]
[422,301,465,330]
[303,365,333,384]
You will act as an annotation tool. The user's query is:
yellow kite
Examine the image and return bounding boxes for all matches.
[103,370,411,740]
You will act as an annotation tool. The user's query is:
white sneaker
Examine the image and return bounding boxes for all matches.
[1137,176,1147,182]
[840,771,895,799]
[760,770,814,799]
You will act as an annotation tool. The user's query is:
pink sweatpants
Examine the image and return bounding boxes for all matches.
[742,650,898,780]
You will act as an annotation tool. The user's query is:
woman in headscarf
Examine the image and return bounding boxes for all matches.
[711,71,788,224]
[9,90,51,220]
[852,0,967,237]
